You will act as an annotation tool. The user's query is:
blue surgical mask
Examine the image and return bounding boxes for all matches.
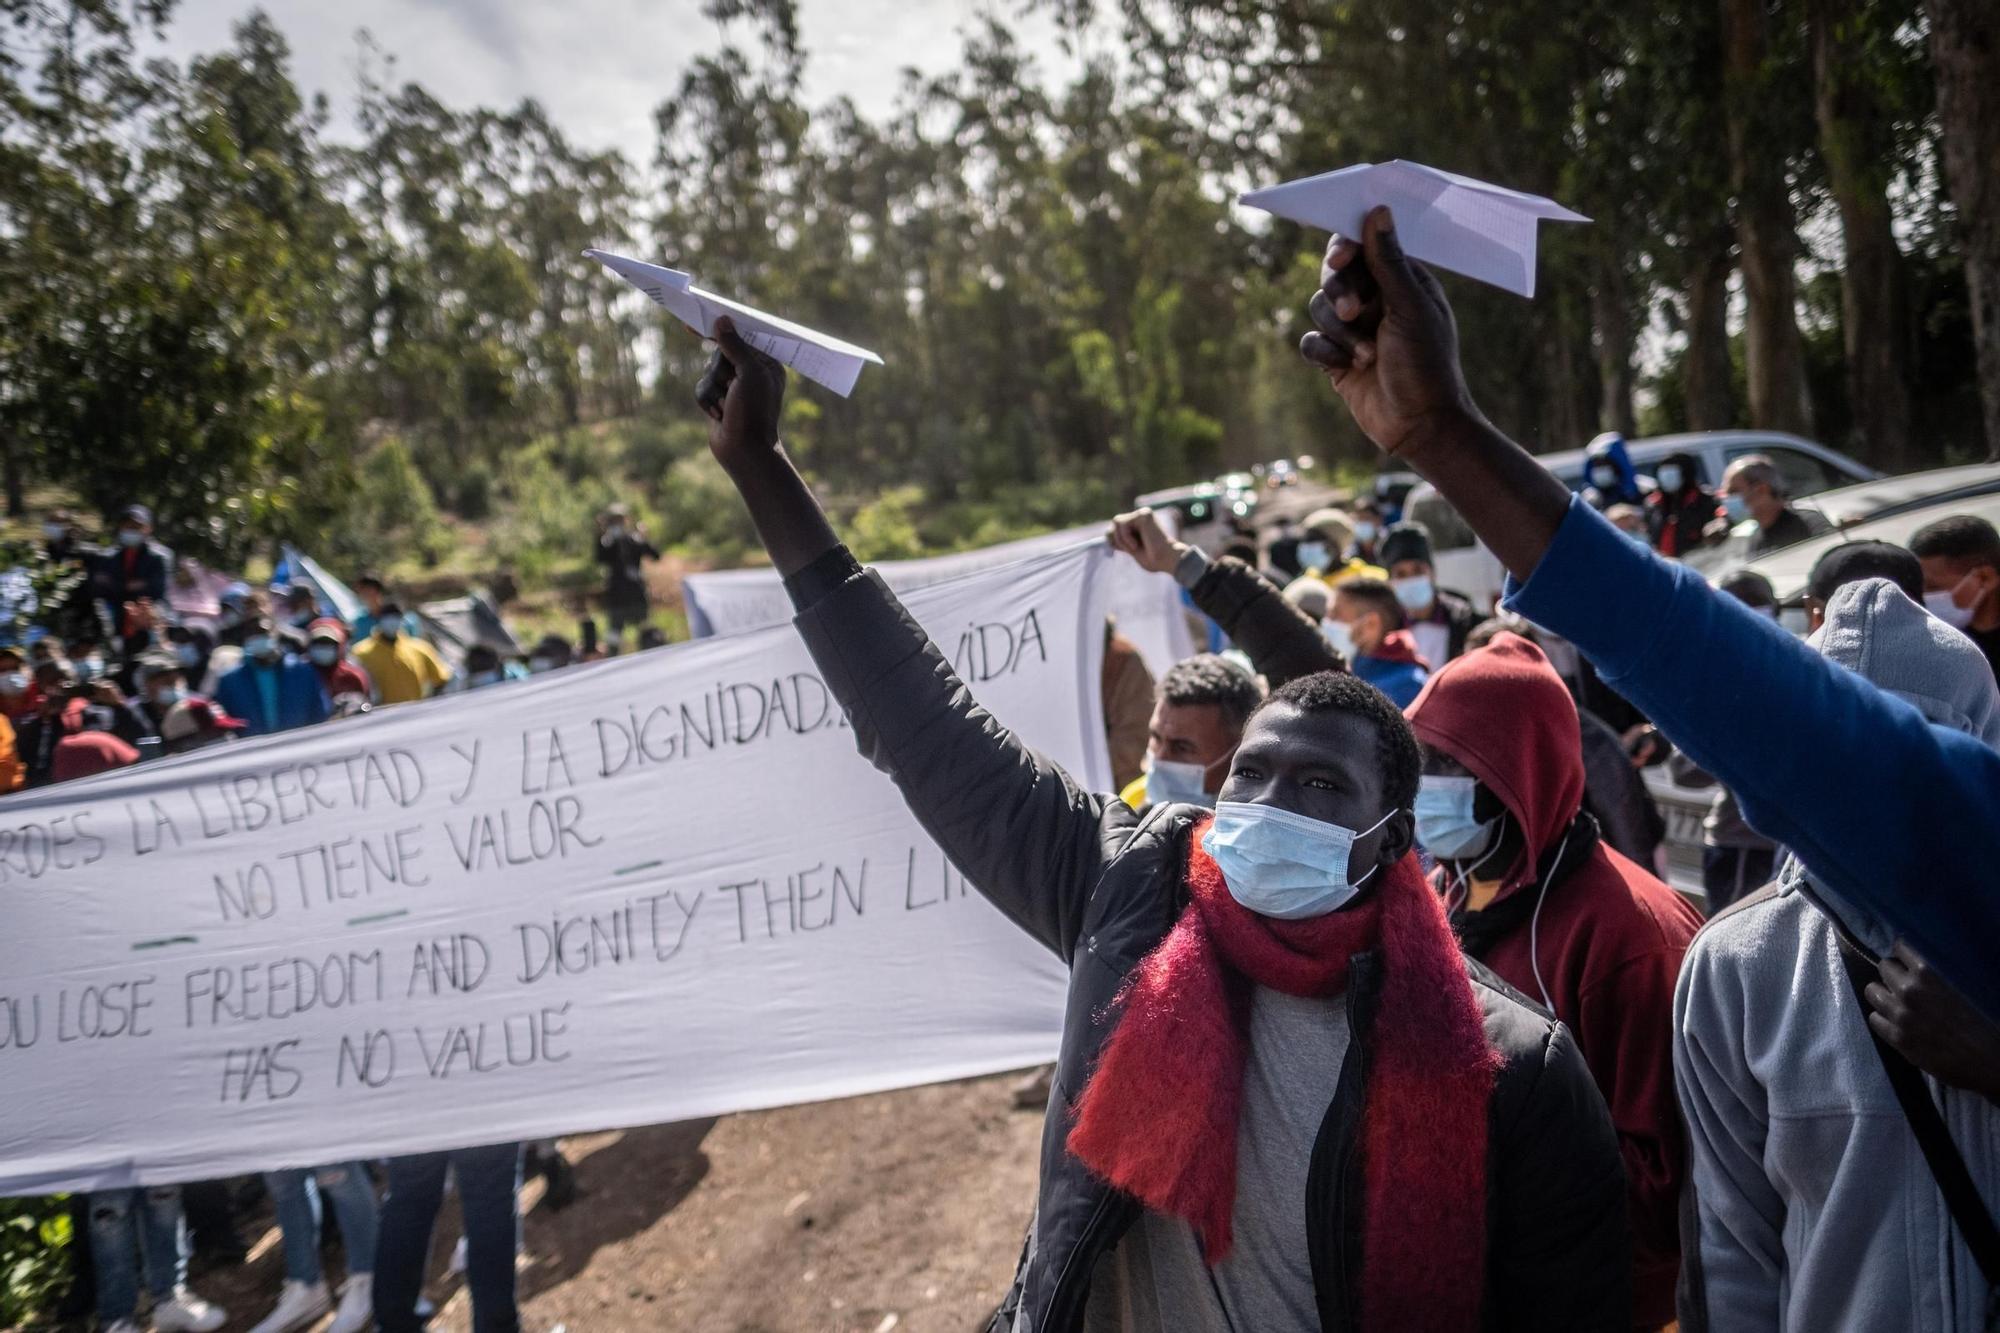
[1655,464,1684,493]
[377,614,403,639]
[1353,521,1378,545]
[469,669,502,688]
[1202,800,1395,919]
[1144,754,1218,808]
[175,642,202,668]
[118,529,145,548]
[1391,574,1434,613]
[1413,775,1503,862]
[1295,541,1329,571]
[308,643,340,667]
[1722,494,1749,523]
[244,634,277,661]
[1591,465,1620,491]
[1322,618,1357,662]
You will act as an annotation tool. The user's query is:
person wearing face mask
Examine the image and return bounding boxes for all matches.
[695,318,1628,1332]
[459,644,509,691]
[1347,496,1385,565]
[0,646,37,724]
[1581,433,1648,512]
[525,633,574,675]
[1677,577,2000,1331]
[1325,578,1429,707]
[1377,523,1478,668]
[1911,514,2000,683]
[1290,508,1354,578]
[1406,633,1702,1329]
[278,583,321,631]
[89,504,173,628]
[304,619,373,702]
[1642,451,1715,558]
[40,507,91,566]
[1116,655,1263,810]
[597,503,661,648]
[352,601,452,705]
[1719,455,1829,555]
[212,619,330,736]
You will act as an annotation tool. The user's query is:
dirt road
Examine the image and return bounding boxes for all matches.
[191,1072,1041,1333]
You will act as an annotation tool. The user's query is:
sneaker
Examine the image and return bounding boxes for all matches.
[153,1287,228,1332]
[248,1279,329,1333]
[327,1274,373,1333]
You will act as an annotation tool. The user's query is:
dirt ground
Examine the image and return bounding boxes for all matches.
[181,1070,1041,1333]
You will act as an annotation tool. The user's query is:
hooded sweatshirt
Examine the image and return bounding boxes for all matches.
[1352,627,1429,708]
[1583,434,1645,509]
[1407,634,1702,1326]
[1675,577,2000,1331]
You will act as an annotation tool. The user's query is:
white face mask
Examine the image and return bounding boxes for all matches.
[1391,574,1434,613]
[1413,775,1503,862]
[1322,618,1358,662]
[1144,753,1220,807]
[1926,587,1976,631]
[1202,801,1395,919]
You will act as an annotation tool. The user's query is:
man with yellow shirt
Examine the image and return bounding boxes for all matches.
[351,602,451,705]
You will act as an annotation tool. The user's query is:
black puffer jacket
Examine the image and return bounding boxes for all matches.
[790,555,1631,1332]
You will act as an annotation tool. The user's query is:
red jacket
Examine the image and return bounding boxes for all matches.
[1407,633,1701,1326]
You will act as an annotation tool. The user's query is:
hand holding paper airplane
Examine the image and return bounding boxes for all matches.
[1239,160,1587,298]
[584,249,883,397]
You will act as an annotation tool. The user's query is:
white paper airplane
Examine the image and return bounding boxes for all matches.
[584,249,884,397]
[1238,160,1589,298]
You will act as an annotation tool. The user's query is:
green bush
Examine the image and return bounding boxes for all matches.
[847,486,928,562]
[450,464,496,521]
[1,1195,74,1325]
[313,436,453,571]
[494,448,620,585]
[655,454,758,563]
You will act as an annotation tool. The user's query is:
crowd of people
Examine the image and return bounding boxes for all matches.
[689,195,2000,1332]
[17,225,2000,1330]
[9,505,669,1332]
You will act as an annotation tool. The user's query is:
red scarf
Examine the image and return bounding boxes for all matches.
[1067,817,1501,1329]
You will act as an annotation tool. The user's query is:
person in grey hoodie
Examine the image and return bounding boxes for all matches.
[1675,576,2000,1330]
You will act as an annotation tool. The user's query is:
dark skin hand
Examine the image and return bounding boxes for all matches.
[1863,941,2000,1106]
[1301,207,1574,581]
[697,316,839,578]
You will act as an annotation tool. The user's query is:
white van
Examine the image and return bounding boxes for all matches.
[1402,431,1880,609]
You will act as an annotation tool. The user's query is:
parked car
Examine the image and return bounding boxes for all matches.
[1724,468,2000,632]
[1650,470,2000,896]
[1404,431,1882,609]
[1689,461,2000,579]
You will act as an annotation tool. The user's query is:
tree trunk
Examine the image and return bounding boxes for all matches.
[1721,0,1817,437]
[1811,0,1914,471]
[1683,235,1739,430]
[1924,0,2000,461]
[1592,257,1638,435]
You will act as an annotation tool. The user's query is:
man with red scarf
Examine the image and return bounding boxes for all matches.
[691,318,1628,1331]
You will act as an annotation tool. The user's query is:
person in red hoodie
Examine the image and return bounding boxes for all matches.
[1404,633,1701,1331]
[304,618,373,706]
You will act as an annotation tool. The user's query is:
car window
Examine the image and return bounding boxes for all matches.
[1725,444,1844,497]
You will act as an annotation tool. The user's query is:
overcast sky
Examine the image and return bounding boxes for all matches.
[154,1,1079,149]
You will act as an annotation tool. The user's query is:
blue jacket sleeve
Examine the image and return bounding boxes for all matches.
[1505,497,2000,1020]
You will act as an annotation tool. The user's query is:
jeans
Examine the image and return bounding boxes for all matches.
[1702,844,1778,916]
[372,1143,521,1333]
[88,1186,187,1321]
[266,1162,381,1285]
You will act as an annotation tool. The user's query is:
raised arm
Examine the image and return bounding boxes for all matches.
[1303,207,2000,1020]
[1107,508,1343,687]
[699,320,1118,960]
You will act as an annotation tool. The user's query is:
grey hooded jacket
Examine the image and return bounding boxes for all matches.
[1674,578,2000,1330]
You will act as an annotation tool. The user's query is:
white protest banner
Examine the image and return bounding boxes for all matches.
[684,524,1196,675]
[0,545,1113,1195]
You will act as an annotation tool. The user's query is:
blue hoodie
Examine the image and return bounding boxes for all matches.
[1505,497,2000,1021]
[1583,432,1643,507]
